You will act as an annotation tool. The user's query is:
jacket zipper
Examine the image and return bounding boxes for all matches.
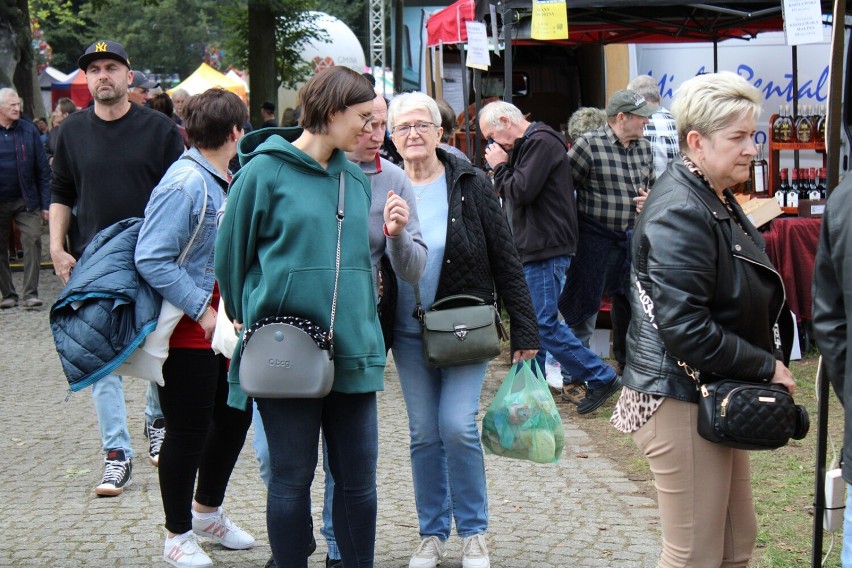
[732,253,787,330]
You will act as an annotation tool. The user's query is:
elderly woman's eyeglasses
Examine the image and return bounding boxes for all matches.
[346,106,374,129]
[391,122,437,137]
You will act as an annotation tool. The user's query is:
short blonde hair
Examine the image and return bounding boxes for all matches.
[387,92,441,131]
[671,72,762,153]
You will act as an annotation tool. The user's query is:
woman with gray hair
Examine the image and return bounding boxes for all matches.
[387,91,538,568]
[611,71,796,567]
[566,106,606,144]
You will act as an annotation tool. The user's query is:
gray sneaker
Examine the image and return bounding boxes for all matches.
[409,536,447,568]
[0,297,17,309]
[462,534,490,568]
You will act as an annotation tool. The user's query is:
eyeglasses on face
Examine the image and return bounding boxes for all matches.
[346,105,374,129]
[391,122,437,137]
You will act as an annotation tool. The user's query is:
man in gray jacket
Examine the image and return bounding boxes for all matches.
[813,178,852,564]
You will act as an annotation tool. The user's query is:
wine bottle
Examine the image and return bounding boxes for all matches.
[772,105,794,143]
[807,167,821,200]
[752,144,768,194]
[777,168,790,207]
[788,168,800,208]
[795,105,814,143]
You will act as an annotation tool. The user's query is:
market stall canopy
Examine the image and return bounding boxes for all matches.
[39,66,69,88]
[167,63,247,101]
[225,69,249,93]
[427,0,476,46]
[425,0,836,46]
[51,70,90,109]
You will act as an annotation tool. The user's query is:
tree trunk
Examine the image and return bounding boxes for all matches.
[12,0,37,119]
[248,0,277,129]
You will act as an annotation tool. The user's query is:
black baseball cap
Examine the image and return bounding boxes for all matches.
[78,40,131,71]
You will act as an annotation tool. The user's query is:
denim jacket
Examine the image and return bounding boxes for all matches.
[135,148,227,321]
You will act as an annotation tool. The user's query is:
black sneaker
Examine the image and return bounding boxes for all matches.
[95,449,132,496]
[326,555,343,567]
[577,375,622,415]
[145,418,166,467]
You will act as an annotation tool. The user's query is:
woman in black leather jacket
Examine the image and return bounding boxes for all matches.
[611,72,796,568]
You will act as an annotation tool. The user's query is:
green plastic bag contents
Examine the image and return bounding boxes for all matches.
[481,360,565,463]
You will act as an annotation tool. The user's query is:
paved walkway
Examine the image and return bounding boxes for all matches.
[0,270,660,567]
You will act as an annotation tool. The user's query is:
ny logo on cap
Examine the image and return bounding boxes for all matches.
[95,41,108,52]
[633,94,646,106]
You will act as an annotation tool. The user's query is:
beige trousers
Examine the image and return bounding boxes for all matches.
[632,397,757,568]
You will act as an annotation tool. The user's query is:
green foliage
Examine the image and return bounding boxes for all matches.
[34,0,227,79]
[221,0,327,89]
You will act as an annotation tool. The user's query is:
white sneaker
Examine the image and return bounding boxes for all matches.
[192,508,255,550]
[409,536,447,568]
[545,362,563,391]
[163,532,213,567]
[462,534,490,568]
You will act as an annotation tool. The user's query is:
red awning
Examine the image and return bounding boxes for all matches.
[426,0,476,47]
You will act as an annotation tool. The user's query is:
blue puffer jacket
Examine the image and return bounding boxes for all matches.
[50,218,161,392]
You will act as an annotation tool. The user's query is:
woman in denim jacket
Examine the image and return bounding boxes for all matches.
[135,88,254,568]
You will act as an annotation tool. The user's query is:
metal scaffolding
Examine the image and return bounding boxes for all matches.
[369,0,388,96]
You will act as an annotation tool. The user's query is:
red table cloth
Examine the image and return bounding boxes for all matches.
[762,217,821,321]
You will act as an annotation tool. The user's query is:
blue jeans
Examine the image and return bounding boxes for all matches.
[257,391,378,567]
[253,402,340,560]
[523,256,616,388]
[392,330,489,539]
[92,373,163,459]
[843,483,852,567]
[570,243,629,368]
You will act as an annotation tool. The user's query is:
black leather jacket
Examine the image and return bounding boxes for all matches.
[813,179,852,483]
[623,160,788,403]
[433,149,540,353]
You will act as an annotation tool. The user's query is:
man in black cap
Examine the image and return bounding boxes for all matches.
[49,39,184,498]
[260,101,276,128]
[128,69,159,106]
[562,89,657,379]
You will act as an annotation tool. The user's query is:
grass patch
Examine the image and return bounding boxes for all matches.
[573,354,845,567]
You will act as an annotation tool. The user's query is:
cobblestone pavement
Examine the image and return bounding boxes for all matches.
[0,270,660,567]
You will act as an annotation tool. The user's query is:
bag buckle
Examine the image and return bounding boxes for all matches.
[453,324,469,341]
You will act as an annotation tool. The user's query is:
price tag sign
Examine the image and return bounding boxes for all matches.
[782,0,825,46]
[531,0,569,41]
[465,21,491,70]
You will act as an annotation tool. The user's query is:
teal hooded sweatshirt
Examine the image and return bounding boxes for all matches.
[216,128,386,410]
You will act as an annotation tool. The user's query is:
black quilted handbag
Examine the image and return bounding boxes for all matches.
[696,380,809,451]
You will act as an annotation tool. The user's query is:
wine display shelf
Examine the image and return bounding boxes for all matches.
[767,114,827,206]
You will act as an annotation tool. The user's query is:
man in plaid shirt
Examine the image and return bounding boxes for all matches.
[628,75,680,178]
[561,89,656,376]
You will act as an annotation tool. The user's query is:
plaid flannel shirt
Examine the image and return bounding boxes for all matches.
[567,124,655,232]
[644,107,680,178]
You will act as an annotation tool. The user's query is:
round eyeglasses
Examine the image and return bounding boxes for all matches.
[391,122,437,137]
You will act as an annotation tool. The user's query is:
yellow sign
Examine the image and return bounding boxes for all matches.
[95,41,108,52]
[531,0,569,40]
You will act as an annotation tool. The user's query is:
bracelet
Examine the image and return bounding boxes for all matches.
[204,305,216,320]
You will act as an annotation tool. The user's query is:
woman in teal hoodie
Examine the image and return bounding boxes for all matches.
[215,67,384,567]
